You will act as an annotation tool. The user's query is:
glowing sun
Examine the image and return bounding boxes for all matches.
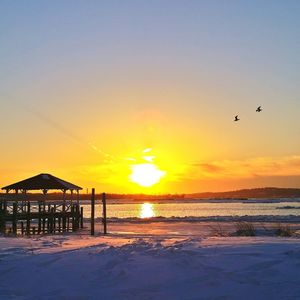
[129,163,165,187]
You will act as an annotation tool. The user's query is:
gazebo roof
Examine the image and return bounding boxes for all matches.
[2,173,82,192]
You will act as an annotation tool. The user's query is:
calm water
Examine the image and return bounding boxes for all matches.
[81,200,300,219]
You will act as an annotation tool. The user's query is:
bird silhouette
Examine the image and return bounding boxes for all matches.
[234,115,240,122]
[256,106,262,112]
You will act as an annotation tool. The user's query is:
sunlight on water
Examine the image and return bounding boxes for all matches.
[82,201,300,219]
[140,203,155,218]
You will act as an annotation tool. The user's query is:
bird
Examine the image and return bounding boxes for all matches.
[234,115,240,122]
[256,106,262,112]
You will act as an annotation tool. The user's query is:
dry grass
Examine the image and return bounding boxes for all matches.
[274,223,295,237]
[234,221,256,236]
[209,223,229,237]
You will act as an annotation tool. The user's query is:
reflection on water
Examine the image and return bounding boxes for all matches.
[81,201,300,219]
[140,203,155,218]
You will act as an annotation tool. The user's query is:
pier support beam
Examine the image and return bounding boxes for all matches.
[102,193,107,235]
[91,188,95,236]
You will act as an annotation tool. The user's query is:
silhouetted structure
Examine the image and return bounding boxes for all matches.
[2,173,82,195]
[0,174,83,235]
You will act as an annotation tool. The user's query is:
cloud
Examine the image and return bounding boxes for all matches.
[191,155,300,179]
[66,154,300,193]
[192,163,225,173]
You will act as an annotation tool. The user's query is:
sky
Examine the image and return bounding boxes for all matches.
[0,0,300,193]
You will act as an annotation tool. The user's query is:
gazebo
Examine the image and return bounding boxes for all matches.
[2,173,82,201]
[1,174,83,235]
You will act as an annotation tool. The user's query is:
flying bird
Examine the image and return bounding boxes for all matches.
[234,115,240,122]
[256,106,262,112]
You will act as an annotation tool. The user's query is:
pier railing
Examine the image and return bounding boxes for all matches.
[0,199,83,235]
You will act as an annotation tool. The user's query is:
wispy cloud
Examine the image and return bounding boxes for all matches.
[190,155,300,179]
[65,154,300,193]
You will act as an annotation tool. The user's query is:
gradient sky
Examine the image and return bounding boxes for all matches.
[1,1,300,193]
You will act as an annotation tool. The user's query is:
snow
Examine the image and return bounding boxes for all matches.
[100,215,300,223]
[1,222,300,299]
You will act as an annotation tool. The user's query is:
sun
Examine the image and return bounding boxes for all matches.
[129,163,165,187]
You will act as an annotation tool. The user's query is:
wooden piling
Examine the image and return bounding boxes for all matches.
[71,205,75,232]
[47,204,51,233]
[0,200,6,233]
[80,207,84,229]
[21,222,24,235]
[42,203,46,233]
[67,211,70,232]
[102,192,107,235]
[74,205,79,231]
[12,202,17,235]
[38,203,42,233]
[26,201,31,235]
[53,205,56,233]
[3,200,7,233]
[91,188,95,236]
[50,208,54,233]
[58,217,61,233]
[62,202,66,232]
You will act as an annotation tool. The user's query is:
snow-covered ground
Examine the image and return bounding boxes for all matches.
[1,222,300,300]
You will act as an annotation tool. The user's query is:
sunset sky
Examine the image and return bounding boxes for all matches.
[1,1,300,193]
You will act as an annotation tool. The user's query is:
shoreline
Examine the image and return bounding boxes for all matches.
[1,224,300,299]
[2,220,300,239]
[88,215,300,223]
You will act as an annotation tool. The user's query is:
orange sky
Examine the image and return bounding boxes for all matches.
[1,1,300,193]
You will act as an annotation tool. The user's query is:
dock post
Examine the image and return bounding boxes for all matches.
[12,202,17,235]
[102,192,107,235]
[80,207,84,229]
[26,201,31,235]
[21,222,24,235]
[75,204,80,231]
[42,203,46,233]
[53,205,56,233]
[50,208,54,233]
[73,204,78,231]
[91,188,95,236]
[47,204,51,233]
[71,205,75,232]
[38,203,42,233]
[67,216,70,232]
[62,190,67,232]
[62,202,66,232]
[58,217,61,233]
[1,200,7,233]
[0,200,5,234]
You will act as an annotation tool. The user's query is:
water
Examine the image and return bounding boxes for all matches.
[81,199,300,219]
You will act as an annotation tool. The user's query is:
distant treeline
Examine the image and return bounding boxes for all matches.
[189,187,300,199]
[1,187,300,201]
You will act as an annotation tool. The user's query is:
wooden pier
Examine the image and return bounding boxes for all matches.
[0,199,83,235]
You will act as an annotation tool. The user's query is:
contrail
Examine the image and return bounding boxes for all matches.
[3,94,113,159]
[21,102,82,144]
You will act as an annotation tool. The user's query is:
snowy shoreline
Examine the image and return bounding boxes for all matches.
[1,220,300,299]
[1,230,300,299]
[90,214,300,223]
